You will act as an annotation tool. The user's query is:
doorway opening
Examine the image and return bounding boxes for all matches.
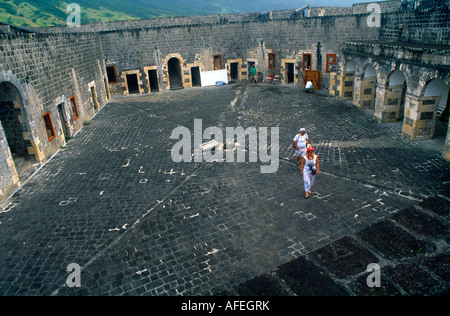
[386,70,407,122]
[423,79,449,141]
[148,69,159,92]
[0,82,37,180]
[360,64,377,109]
[57,103,69,143]
[286,63,295,84]
[126,74,140,95]
[230,63,239,81]
[437,85,450,124]
[248,61,256,83]
[191,67,201,87]
[168,58,184,90]
[303,54,312,71]
[342,61,356,100]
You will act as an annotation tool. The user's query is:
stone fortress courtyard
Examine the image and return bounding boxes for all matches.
[0,83,449,296]
[0,0,449,296]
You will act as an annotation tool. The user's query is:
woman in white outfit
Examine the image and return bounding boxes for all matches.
[293,128,309,166]
[301,147,320,199]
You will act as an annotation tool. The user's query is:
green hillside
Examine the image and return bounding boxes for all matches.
[0,0,140,27]
[0,0,359,27]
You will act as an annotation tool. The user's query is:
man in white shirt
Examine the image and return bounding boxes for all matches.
[293,128,309,165]
[305,81,314,93]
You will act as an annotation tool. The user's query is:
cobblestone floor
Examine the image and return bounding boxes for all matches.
[0,83,448,295]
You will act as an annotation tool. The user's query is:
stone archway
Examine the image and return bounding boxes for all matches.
[421,78,449,139]
[343,61,356,99]
[0,82,30,159]
[0,81,39,199]
[168,57,184,90]
[376,70,407,123]
[329,60,355,99]
[358,64,377,110]
[388,70,407,120]
[162,53,186,90]
[403,78,449,140]
[423,79,449,115]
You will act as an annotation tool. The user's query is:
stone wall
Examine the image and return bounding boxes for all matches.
[0,32,108,202]
[309,7,353,17]
[99,10,380,94]
[94,0,449,96]
[352,0,402,14]
[380,5,450,44]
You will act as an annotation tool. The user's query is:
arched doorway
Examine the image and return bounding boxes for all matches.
[0,81,37,180]
[359,64,377,109]
[404,78,449,140]
[386,70,407,121]
[343,61,356,100]
[423,79,449,120]
[330,60,355,99]
[422,79,449,139]
[168,57,183,90]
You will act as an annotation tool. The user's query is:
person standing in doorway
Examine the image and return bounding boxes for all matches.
[301,147,319,199]
[293,128,309,166]
[250,65,257,83]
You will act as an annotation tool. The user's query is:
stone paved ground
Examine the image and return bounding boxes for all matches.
[0,83,448,296]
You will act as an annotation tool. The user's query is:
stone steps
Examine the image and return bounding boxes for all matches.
[170,82,184,90]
